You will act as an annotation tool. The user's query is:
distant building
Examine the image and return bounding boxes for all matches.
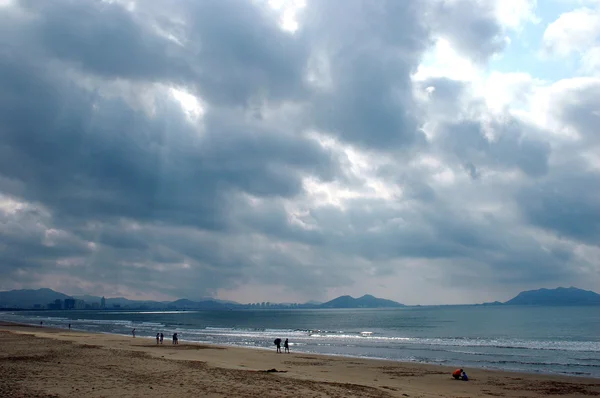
[74,299,85,309]
[100,296,106,309]
[64,298,76,310]
[47,299,62,310]
[33,304,42,309]
[91,302,100,309]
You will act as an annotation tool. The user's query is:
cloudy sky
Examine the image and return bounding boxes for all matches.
[0,0,598,305]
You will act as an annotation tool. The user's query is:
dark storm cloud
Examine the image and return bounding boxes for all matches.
[0,200,92,276]
[414,77,470,122]
[231,190,579,289]
[429,0,507,62]
[47,221,349,300]
[0,60,223,230]
[518,169,600,245]
[512,80,600,245]
[0,52,338,229]
[17,0,190,81]
[300,0,430,150]
[13,0,309,106]
[551,79,600,144]
[418,77,467,106]
[180,0,310,105]
[0,0,597,301]
[437,117,551,177]
[463,162,481,180]
[0,0,342,297]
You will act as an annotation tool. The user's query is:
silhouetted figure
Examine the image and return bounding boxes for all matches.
[172,333,178,344]
[40,321,43,327]
[156,333,160,344]
[68,323,71,330]
[132,328,136,338]
[284,338,289,353]
[274,338,282,353]
[160,333,164,344]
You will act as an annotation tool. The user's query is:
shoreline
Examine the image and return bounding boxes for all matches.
[2,319,598,380]
[2,321,600,397]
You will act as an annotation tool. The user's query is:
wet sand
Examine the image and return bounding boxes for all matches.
[1,322,599,397]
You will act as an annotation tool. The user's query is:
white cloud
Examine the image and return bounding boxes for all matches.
[580,45,600,73]
[414,38,481,82]
[543,7,600,56]
[268,0,306,32]
[542,7,600,69]
[495,0,539,30]
[482,71,546,113]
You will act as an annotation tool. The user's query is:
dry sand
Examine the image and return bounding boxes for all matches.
[1,322,599,397]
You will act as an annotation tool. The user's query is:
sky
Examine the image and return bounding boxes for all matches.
[0,0,599,305]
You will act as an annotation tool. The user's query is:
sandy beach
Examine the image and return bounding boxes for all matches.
[1,322,599,398]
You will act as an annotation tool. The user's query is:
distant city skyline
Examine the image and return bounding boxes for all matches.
[2,286,599,310]
[0,0,599,305]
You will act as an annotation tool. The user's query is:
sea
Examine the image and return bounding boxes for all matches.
[1,305,599,378]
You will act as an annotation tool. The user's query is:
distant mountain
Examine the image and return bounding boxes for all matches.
[1,289,400,309]
[73,294,103,303]
[169,299,229,310]
[504,287,600,306]
[304,300,323,305]
[169,299,198,308]
[73,295,170,309]
[73,294,237,308]
[103,297,168,308]
[0,288,73,308]
[479,301,503,306]
[319,294,404,308]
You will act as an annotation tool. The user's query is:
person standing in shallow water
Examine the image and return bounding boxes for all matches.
[160,333,164,344]
[284,338,289,353]
[156,333,160,344]
[132,328,136,338]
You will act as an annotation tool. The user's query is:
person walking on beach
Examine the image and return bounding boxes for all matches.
[274,338,282,353]
[68,323,71,330]
[156,333,160,344]
[172,332,178,345]
[284,338,289,353]
[160,333,164,344]
[132,328,136,338]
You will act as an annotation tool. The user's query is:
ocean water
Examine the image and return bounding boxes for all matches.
[1,306,599,377]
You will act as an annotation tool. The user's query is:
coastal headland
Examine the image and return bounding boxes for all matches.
[1,322,599,397]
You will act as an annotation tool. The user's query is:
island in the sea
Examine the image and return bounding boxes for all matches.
[503,286,600,306]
